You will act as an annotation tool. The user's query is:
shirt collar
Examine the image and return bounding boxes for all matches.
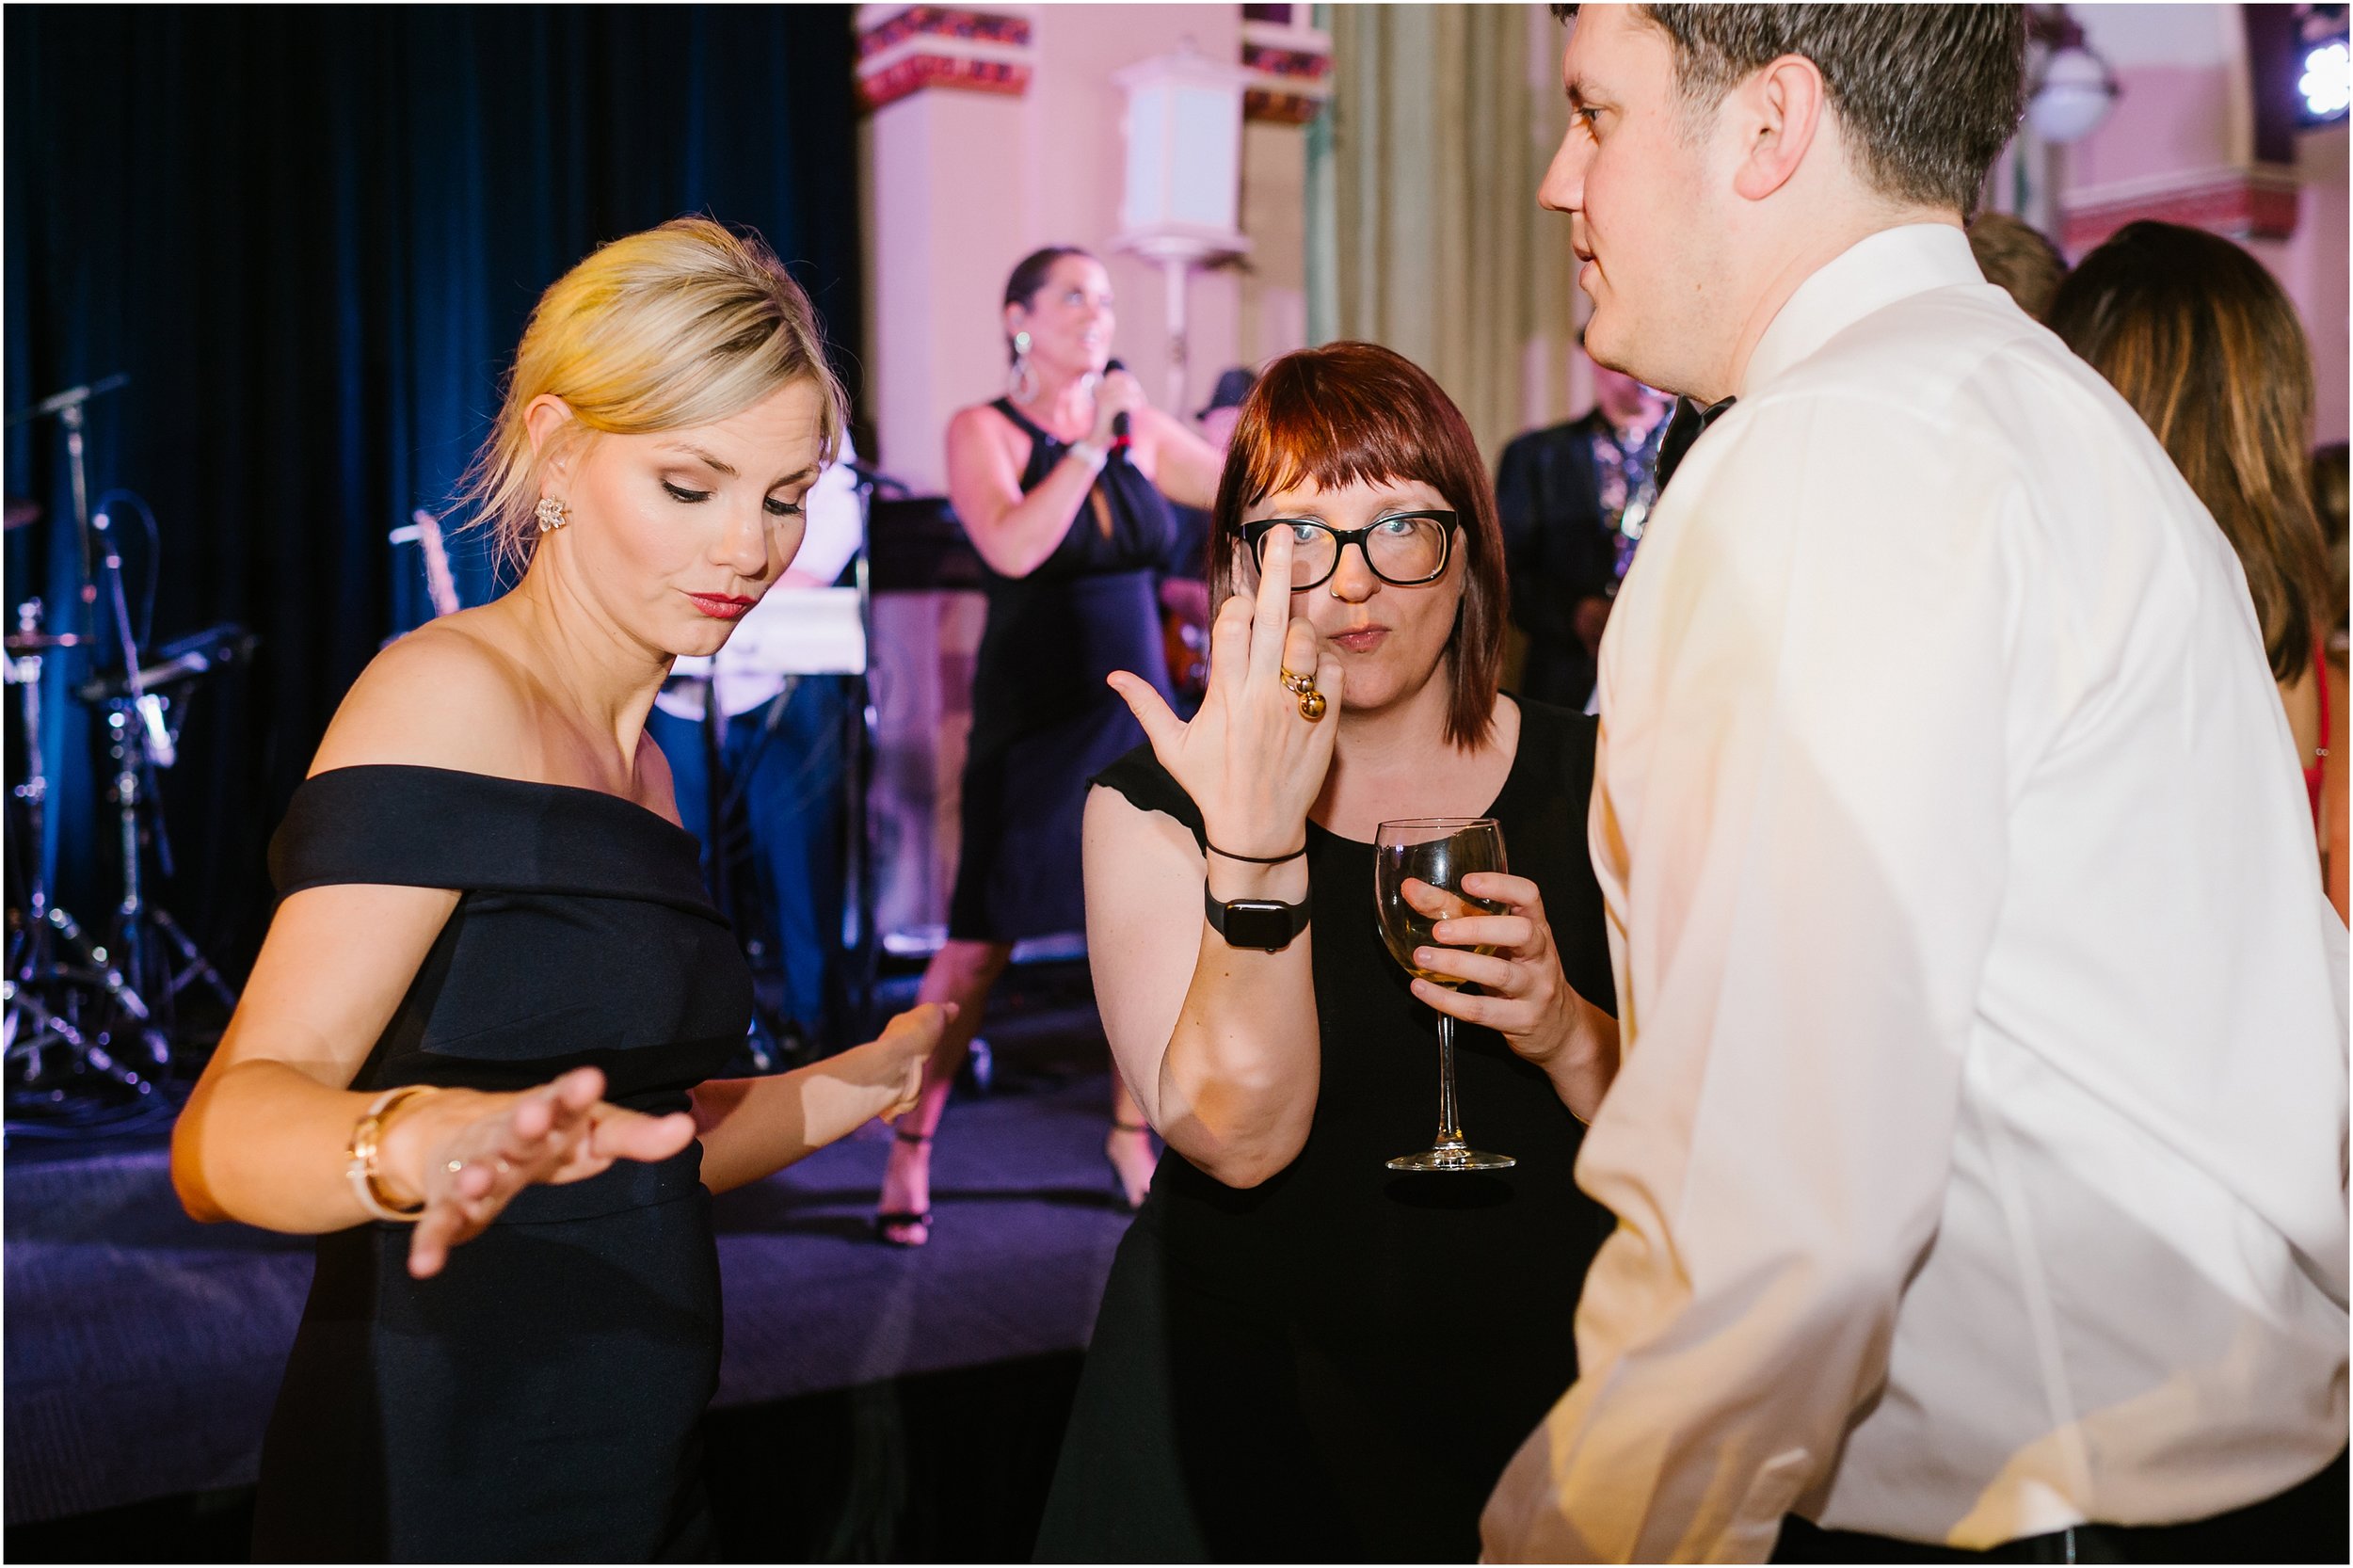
[1738,222,1984,396]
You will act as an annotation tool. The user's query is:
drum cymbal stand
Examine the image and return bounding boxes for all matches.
[2,602,150,1087]
[92,500,193,1044]
[91,497,242,1031]
[3,376,164,1100]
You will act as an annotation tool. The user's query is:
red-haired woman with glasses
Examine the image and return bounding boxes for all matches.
[1035,343,1622,1560]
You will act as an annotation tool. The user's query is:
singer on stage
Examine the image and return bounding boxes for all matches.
[875,246,1224,1243]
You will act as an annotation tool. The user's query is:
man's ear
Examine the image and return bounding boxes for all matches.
[1730,53,1826,203]
[522,393,578,477]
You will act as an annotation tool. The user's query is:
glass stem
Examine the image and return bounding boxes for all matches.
[1434,1011,1465,1150]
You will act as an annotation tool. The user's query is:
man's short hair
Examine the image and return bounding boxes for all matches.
[1555,6,2025,217]
[1966,212,2067,321]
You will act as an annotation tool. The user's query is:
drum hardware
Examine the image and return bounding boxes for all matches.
[389,509,463,620]
[4,375,131,597]
[74,623,257,704]
[5,375,246,1122]
[6,630,87,656]
[5,596,167,1103]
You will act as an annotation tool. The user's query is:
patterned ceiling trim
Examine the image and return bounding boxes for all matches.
[2060,164,2304,253]
[1241,16,1332,125]
[856,7,1036,113]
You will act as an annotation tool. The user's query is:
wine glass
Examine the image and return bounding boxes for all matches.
[1373,817,1515,1172]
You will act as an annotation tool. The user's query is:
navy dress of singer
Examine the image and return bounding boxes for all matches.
[248,766,752,1563]
[947,397,1180,942]
[1035,699,1619,1563]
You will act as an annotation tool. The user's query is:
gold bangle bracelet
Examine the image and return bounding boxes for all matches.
[345,1084,440,1224]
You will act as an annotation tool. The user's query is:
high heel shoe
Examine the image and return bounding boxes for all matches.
[874,1128,933,1246]
[1105,1120,1156,1213]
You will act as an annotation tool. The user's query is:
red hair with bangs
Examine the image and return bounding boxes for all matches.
[1207,342,1509,749]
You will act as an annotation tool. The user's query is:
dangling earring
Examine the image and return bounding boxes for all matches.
[535,497,569,535]
[1006,330,1036,403]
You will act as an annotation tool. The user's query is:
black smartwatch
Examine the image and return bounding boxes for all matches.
[1204,884,1312,952]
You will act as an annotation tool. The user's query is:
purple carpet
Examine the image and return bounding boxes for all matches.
[5,1023,1136,1526]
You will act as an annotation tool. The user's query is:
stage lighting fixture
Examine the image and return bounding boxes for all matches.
[2300,39,2350,120]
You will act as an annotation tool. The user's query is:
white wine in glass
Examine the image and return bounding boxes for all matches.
[1373,817,1515,1172]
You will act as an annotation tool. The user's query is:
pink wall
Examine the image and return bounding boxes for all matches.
[862,6,1294,490]
[856,5,1313,939]
[2065,5,2349,443]
[2250,130,2351,444]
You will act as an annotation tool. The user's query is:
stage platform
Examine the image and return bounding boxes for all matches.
[4,998,1135,1534]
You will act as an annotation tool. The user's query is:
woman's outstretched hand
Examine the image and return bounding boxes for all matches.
[1106,526,1342,857]
[376,1066,697,1279]
[1402,872,1619,1121]
[842,1001,957,1126]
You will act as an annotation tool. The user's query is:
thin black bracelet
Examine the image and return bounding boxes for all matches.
[1205,840,1307,865]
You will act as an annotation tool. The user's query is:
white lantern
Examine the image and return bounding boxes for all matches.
[2027,43,2120,145]
[1113,42,1253,255]
[1112,42,1254,410]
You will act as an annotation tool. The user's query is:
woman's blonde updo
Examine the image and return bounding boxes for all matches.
[461,216,846,572]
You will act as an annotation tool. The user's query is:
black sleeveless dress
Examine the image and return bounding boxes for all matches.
[949,398,1179,942]
[248,765,753,1563]
[1035,700,1619,1563]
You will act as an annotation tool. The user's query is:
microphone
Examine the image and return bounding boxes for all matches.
[1105,359,1132,453]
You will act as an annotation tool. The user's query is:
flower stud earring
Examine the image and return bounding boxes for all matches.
[535,497,569,535]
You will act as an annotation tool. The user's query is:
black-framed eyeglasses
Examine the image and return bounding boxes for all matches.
[1243,511,1459,590]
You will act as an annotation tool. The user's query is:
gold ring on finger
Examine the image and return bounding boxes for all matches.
[1278,665,1325,722]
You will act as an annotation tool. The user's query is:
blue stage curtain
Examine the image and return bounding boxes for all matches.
[3,5,863,975]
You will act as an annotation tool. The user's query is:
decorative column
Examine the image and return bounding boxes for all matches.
[856,5,1039,495]
[856,5,1039,945]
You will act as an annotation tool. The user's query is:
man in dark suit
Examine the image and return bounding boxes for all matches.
[1494,342,1671,709]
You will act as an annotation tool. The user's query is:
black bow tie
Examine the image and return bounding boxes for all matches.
[1655,395,1737,493]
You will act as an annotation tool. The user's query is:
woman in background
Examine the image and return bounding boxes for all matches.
[2052,220,2347,921]
[875,247,1223,1243]
[171,218,949,1560]
[2318,442,2349,919]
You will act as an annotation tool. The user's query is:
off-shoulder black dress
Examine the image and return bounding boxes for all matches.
[1035,699,1619,1563]
[248,765,752,1563]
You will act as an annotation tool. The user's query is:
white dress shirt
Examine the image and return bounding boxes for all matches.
[656,435,865,723]
[1481,224,2348,1561]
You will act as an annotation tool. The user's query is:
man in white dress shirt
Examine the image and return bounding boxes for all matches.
[1481,7,2349,1561]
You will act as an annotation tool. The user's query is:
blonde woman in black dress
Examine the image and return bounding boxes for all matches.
[169,219,951,1561]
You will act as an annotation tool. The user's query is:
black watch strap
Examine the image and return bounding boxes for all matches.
[1203,884,1312,952]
